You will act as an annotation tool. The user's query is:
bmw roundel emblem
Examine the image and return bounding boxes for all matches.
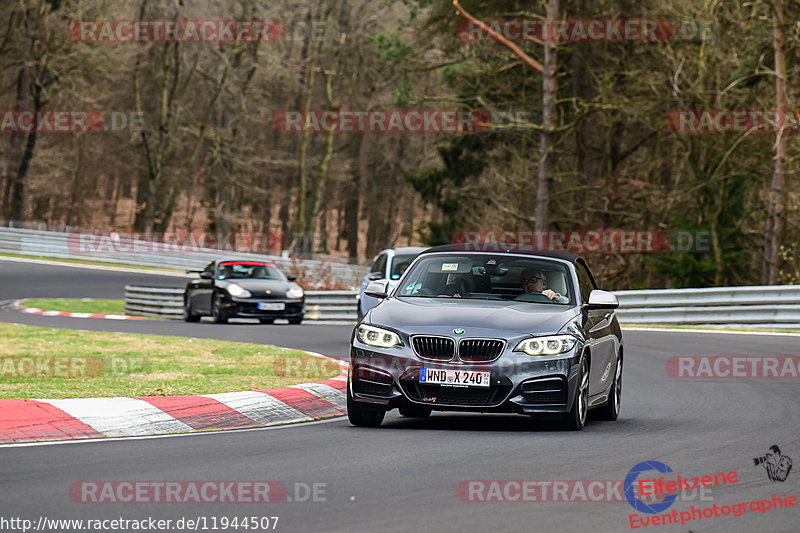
[453,328,465,335]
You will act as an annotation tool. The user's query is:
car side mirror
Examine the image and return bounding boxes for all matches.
[287,275,297,281]
[585,289,618,310]
[364,280,389,299]
[368,272,384,281]
[200,271,213,279]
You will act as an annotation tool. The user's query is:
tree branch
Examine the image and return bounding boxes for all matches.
[452,0,543,73]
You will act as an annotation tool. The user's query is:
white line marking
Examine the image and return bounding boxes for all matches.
[201,391,311,425]
[0,416,343,448]
[289,383,346,411]
[621,326,800,337]
[39,397,193,437]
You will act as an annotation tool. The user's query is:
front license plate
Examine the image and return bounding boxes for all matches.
[258,302,285,311]
[420,368,490,388]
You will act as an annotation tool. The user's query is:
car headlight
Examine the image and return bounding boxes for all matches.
[227,283,251,298]
[286,286,304,299]
[515,335,577,356]
[356,325,402,348]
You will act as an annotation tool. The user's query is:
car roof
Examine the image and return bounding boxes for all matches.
[216,259,279,266]
[390,246,428,255]
[418,244,581,263]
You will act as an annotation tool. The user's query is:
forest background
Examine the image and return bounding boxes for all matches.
[1,0,798,290]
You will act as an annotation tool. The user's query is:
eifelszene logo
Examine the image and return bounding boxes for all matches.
[625,461,677,514]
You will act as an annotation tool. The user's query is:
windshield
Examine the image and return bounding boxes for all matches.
[217,261,286,281]
[395,254,574,305]
[389,254,418,280]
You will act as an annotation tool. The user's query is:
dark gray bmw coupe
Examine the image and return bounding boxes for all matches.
[348,245,623,430]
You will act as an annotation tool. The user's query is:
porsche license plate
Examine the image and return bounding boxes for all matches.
[420,368,490,388]
[258,302,285,311]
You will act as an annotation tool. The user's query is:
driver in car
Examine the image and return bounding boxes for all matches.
[521,267,568,303]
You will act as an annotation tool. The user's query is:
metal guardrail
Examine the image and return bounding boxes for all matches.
[126,284,800,328]
[125,286,358,323]
[614,285,800,328]
[124,286,184,319]
[304,291,358,322]
[0,227,368,289]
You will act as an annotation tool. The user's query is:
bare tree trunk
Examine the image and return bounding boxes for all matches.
[344,133,364,262]
[763,0,787,285]
[6,1,48,222]
[536,0,559,231]
[292,51,317,255]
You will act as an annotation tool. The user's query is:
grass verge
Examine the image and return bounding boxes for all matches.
[23,298,127,315]
[0,323,342,399]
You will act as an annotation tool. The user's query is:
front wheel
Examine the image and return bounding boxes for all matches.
[259,318,275,324]
[563,356,589,431]
[347,386,385,427]
[288,316,303,324]
[183,297,200,322]
[595,356,622,421]
[211,293,228,324]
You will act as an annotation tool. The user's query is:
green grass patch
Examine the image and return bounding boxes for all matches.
[24,298,127,315]
[0,323,342,399]
[0,252,184,272]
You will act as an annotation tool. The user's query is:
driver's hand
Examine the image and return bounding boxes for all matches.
[542,289,559,301]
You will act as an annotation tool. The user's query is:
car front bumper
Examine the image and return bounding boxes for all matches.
[349,341,582,416]
[220,297,304,318]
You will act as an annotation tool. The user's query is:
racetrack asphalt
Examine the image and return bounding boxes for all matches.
[1,258,799,532]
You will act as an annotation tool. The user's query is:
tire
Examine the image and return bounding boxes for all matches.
[211,292,228,324]
[347,385,385,427]
[595,355,622,421]
[399,405,432,418]
[288,316,303,325]
[183,297,200,322]
[563,356,589,431]
[259,318,275,324]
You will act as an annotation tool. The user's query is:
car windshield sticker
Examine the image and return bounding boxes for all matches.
[442,263,458,271]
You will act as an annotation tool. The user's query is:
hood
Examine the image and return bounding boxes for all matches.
[219,279,296,296]
[368,297,579,336]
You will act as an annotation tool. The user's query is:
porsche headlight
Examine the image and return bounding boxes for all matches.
[515,335,577,356]
[286,286,304,299]
[356,325,402,348]
[227,283,251,298]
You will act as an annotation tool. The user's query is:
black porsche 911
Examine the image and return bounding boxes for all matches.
[183,260,304,324]
[348,245,623,430]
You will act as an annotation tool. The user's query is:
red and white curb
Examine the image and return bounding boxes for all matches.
[0,354,349,444]
[10,299,148,320]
